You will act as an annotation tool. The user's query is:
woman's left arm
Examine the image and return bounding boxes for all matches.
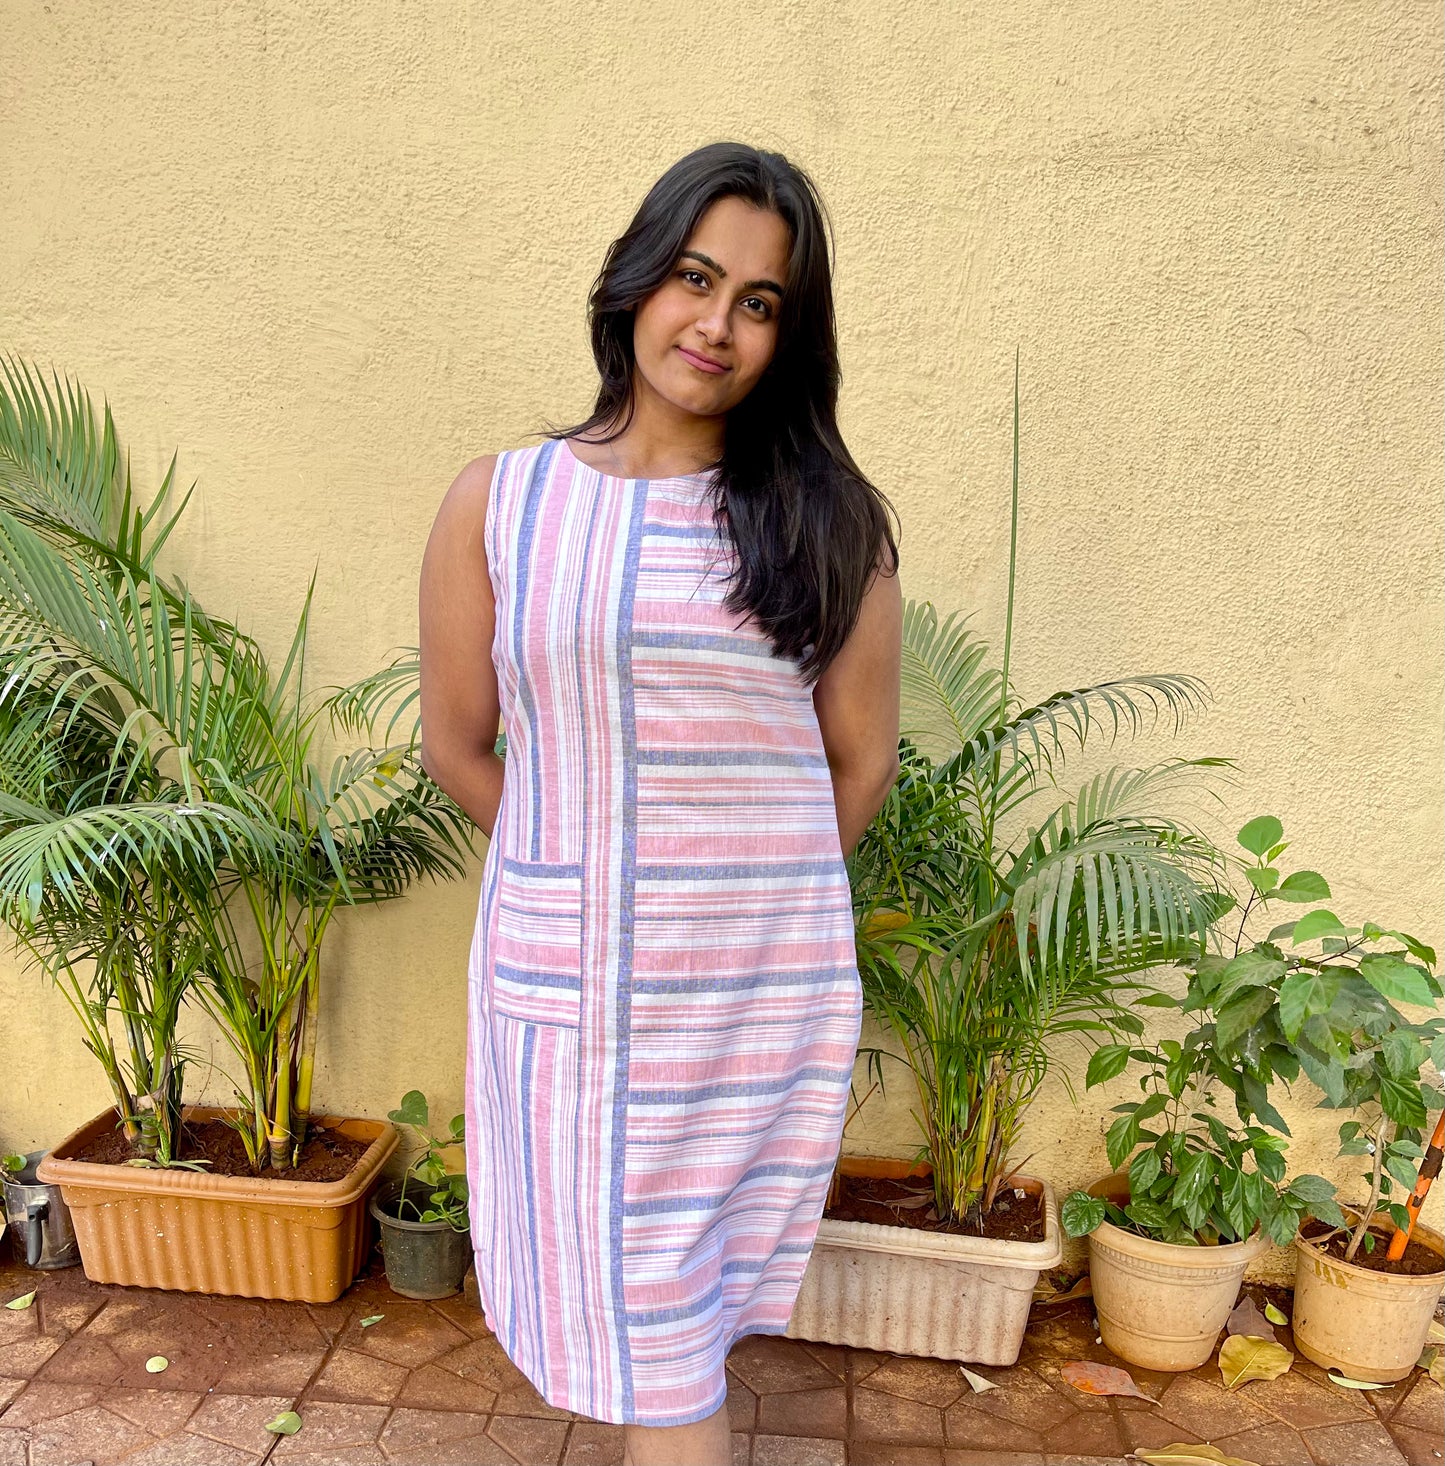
[812,553,903,858]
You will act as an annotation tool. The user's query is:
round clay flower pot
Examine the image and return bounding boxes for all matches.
[1291,1214,1445,1383]
[369,1178,472,1300]
[1084,1173,1270,1371]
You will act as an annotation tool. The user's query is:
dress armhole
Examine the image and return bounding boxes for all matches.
[483,449,507,584]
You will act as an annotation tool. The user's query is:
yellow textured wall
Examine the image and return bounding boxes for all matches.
[3,2,1441,1276]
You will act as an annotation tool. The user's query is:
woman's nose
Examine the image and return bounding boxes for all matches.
[695,303,731,342]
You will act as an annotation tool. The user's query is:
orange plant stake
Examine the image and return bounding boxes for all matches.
[1387,1109,1444,1261]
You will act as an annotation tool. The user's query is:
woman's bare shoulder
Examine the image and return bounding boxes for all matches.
[440,452,501,514]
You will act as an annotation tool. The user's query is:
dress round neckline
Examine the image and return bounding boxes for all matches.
[559,435,718,483]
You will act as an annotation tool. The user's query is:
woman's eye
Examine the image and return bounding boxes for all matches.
[678,270,771,318]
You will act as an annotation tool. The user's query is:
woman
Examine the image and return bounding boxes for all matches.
[418,141,902,1466]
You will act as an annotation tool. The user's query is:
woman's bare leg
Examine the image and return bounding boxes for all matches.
[621,1397,731,1466]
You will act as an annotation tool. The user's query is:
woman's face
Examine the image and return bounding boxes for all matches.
[631,195,792,421]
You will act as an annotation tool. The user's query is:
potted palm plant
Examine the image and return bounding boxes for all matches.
[784,353,1232,1365]
[0,354,476,1300]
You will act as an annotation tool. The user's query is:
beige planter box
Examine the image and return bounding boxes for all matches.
[36,1105,398,1303]
[784,1156,1063,1365]
[1084,1172,1269,1371]
[1292,1216,1445,1383]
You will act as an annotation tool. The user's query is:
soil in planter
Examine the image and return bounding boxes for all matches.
[825,1172,1045,1242]
[1301,1220,1444,1277]
[71,1119,370,1182]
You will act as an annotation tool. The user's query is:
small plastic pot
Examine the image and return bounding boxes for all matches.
[369,1177,471,1300]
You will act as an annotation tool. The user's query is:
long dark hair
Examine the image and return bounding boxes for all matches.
[539,141,899,687]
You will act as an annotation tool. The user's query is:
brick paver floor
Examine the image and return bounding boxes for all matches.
[1,1243,1439,1465]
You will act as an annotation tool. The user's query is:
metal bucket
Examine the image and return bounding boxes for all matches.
[2,1150,81,1269]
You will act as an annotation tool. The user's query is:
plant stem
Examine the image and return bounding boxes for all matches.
[1345,1117,1388,1264]
[998,347,1020,729]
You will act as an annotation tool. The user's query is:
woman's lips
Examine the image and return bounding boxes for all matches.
[677,346,729,374]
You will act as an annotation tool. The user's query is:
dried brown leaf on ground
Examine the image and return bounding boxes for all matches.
[1061,1359,1154,1399]
[1130,1444,1263,1466]
[1218,1335,1293,1390]
[1035,1274,1094,1304]
[1225,1298,1277,1340]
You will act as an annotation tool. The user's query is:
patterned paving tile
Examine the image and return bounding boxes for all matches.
[1303,1416,1410,1465]
[755,1382,846,1437]
[1,1247,1438,1466]
[560,1419,625,1464]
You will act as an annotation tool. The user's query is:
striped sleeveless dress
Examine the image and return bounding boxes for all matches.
[463,436,863,1427]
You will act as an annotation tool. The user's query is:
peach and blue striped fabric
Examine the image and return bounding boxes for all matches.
[463,437,863,1427]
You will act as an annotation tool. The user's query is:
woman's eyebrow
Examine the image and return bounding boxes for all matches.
[680,249,784,300]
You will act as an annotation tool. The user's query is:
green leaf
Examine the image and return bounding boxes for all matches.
[264,1411,303,1435]
[1238,817,1284,856]
[1382,1029,1424,1080]
[1358,955,1435,1009]
[1292,910,1348,944]
[387,1090,429,1128]
[1086,1045,1131,1088]
[145,1356,168,1373]
[1246,868,1280,896]
[1275,871,1330,903]
[1130,1146,1163,1192]
[1264,1302,1288,1326]
[360,1314,385,1327]
[1060,1191,1106,1237]
[1124,1198,1172,1233]
[1133,991,1180,1008]
[1215,949,1286,1005]
[1379,1073,1427,1127]
[4,1291,36,1310]
[1215,986,1276,1051]
[1385,1153,1420,1191]
[1277,968,1341,1042]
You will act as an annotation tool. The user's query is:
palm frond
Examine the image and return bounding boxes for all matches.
[940,673,1213,785]
[899,601,1005,754]
[320,648,422,748]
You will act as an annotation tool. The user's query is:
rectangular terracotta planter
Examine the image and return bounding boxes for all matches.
[784,1155,1063,1365]
[36,1105,398,1302]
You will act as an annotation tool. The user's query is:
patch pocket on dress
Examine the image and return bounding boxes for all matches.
[491,858,585,1028]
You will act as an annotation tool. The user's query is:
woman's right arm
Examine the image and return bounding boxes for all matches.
[418,453,505,840]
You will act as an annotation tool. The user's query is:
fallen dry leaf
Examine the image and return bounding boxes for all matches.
[1429,1352,1443,1388]
[1035,1274,1094,1305]
[958,1366,998,1393]
[1226,1298,1277,1340]
[1326,1372,1389,1391]
[1061,1360,1153,1400]
[1218,1335,1293,1391]
[1130,1445,1263,1466]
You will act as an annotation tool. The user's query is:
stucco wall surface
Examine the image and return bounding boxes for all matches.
[2,1,1441,1275]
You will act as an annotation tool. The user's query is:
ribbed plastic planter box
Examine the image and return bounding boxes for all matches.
[784,1156,1062,1365]
[36,1105,398,1302]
